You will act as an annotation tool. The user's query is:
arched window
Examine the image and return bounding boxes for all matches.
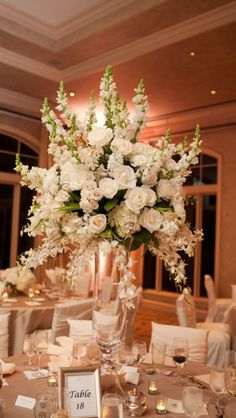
[0,133,38,268]
[143,149,221,297]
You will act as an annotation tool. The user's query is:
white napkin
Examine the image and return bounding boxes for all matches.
[23,369,49,380]
[6,298,18,303]
[48,355,72,373]
[0,359,16,375]
[121,365,139,385]
[47,344,70,356]
[24,301,42,306]
[56,336,74,352]
[166,398,208,415]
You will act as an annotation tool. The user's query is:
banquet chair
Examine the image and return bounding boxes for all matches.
[0,312,10,357]
[204,274,231,322]
[51,298,93,341]
[224,303,236,350]
[150,322,208,365]
[122,286,143,345]
[176,291,230,367]
[67,319,93,341]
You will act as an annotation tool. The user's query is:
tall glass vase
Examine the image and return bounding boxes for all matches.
[92,245,128,391]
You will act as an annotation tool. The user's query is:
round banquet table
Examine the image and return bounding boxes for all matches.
[0,295,57,356]
[1,356,236,418]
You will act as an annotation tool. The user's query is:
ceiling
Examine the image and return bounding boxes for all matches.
[0,0,236,125]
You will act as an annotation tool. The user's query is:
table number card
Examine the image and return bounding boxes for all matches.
[58,366,101,418]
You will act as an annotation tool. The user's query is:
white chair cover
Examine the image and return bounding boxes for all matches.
[151,322,208,365]
[204,274,231,322]
[67,319,93,341]
[51,298,93,341]
[175,289,230,367]
[0,312,10,357]
[228,306,236,350]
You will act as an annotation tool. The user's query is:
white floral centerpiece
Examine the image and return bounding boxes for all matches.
[15,66,202,307]
[0,266,35,294]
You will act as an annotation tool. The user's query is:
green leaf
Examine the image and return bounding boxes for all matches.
[104,198,119,212]
[69,191,81,203]
[56,203,81,212]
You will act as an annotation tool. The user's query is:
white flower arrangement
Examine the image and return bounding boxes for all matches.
[0,267,35,294]
[15,65,202,306]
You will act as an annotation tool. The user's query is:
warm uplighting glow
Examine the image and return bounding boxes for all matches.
[211,90,217,95]
[190,51,195,56]
[69,91,76,97]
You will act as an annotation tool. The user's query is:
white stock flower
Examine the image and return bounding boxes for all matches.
[89,214,107,234]
[140,208,163,233]
[113,165,136,189]
[125,187,147,213]
[60,160,93,190]
[99,178,118,199]
[131,154,148,167]
[87,126,113,147]
[156,179,177,200]
[111,137,132,155]
[140,185,156,207]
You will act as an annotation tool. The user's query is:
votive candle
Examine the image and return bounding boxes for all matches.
[148,380,158,395]
[47,373,58,387]
[155,396,167,415]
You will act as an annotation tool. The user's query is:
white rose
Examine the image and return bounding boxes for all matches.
[111,137,132,155]
[113,165,136,189]
[88,126,113,147]
[174,201,186,220]
[125,187,147,213]
[99,178,118,199]
[142,173,158,187]
[156,179,176,200]
[61,161,93,190]
[140,208,163,233]
[89,214,107,234]
[131,155,148,167]
[140,185,156,207]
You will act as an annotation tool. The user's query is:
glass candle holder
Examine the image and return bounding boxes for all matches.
[47,372,58,387]
[155,394,167,415]
[148,380,159,395]
[123,388,147,417]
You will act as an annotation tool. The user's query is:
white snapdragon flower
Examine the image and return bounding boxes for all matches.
[89,214,107,234]
[140,208,163,233]
[111,137,132,155]
[87,126,113,147]
[99,178,118,199]
[113,165,136,189]
[42,167,59,195]
[156,179,177,200]
[60,160,93,190]
[125,186,147,213]
[140,185,156,207]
